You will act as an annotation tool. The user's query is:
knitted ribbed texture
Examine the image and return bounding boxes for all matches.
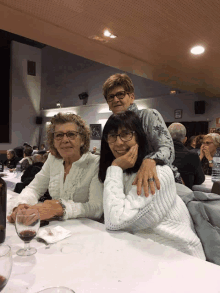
[104,165,205,260]
[7,153,103,220]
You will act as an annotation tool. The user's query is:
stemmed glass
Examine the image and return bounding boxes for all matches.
[0,244,12,292]
[15,209,40,256]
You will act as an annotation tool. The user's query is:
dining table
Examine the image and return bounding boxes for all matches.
[3,190,220,293]
[0,170,22,191]
[192,175,213,193]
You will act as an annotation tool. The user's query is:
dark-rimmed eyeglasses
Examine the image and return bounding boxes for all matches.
[53,131,82,141]
[202,141,213,146]
[106,91,129,103]
[105,131,135,143]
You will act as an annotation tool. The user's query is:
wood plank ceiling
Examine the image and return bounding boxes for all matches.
[0,0,220,97]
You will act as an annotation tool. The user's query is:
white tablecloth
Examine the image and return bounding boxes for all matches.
[3,192,220,293]
[192,175,213,193]
[0,171,22,191]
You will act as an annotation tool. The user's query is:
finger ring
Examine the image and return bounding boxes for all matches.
[148,178,154,182]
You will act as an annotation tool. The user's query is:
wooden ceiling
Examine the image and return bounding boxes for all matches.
[0,0,220,97]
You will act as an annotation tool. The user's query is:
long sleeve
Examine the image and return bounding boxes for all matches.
[104,165,176,230]
[141,108,175,165]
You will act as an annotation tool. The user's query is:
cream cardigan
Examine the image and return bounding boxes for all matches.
[8,152,103,220]
[104,165,205,259]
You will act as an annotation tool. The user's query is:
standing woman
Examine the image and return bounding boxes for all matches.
[103,73,181,197]
[7,113,103,222]
[99,111,205,259]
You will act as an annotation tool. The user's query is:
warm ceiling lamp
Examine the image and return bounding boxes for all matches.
[190,45,205,55]
[104,29,117,39]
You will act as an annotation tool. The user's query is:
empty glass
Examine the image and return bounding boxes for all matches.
[0,244,12,292]
[15,209,40,256]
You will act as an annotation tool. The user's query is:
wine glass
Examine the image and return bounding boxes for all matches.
[37,287,75,292]
[15,209,40,256]
[0,244,12,292]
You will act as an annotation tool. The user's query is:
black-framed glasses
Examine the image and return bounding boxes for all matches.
[202,141,213,146]
[106,131,135,143]
[106,91,129,103]
[53,131,82,141]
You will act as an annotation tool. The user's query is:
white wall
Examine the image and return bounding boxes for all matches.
[0,41,42,150]
[41,93,220,151]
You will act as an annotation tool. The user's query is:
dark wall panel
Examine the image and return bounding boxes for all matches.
[0,44,10,143]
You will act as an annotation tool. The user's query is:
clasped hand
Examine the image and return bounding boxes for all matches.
[7,200,63,223]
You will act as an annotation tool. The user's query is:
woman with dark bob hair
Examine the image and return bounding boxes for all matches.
[7,113,103,222]
[99,111,205,259]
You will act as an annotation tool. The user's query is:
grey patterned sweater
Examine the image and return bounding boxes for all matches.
[128,103,181,182]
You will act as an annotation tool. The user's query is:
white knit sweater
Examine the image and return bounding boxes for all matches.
[104,165,205,259]
[8,153,103,220]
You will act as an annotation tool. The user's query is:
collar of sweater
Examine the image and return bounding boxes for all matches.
[127,103,139,114]
[173,139,187,150]
[61,152,91,167]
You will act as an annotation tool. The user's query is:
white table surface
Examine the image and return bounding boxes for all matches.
[192,175,213,193]
[3,192,220,293]
[0,171,21,191]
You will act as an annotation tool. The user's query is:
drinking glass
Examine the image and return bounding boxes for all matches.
[37,287,75,292]
[15,209,40,256]
[0,245,12,292]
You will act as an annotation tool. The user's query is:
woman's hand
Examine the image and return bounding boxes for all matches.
[199,145,205,160]
[7,203,31,223]
[132,159,160,197]
[111,145,138,170]
[202,146,213,161]
[31,200,63,221]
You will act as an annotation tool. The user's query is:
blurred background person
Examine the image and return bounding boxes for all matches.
[185,135,196,150]
[168,123,205,189]
[32,145,39,155]
[199,133,220,175]
[19,146,33,171]
[4,149,20,170]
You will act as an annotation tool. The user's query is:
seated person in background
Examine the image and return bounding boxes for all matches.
[190,134,205,154]
[7,112,103,222]
[14,152,51,201]
[91,146,100,155]
[103,73,182,197]
[32,145,39,155]
[185,135,196,150]
[40,143,46,151]
[19,146,33,171]
[168,123,205,189]
[4,149,20,170]
[99,111,205,259]
[199,133,220,175]
[13,146,24,161]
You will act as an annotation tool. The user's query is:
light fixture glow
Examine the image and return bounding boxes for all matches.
[110,34,117,39]
[104,30,111,37]
[190,46,205,55]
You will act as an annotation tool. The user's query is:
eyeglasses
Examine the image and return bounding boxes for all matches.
[106,131,135,143]
[202,141,213,146]
[53,131,82,141]
[106,91,129,103]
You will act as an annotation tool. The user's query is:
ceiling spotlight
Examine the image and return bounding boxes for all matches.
[110,34,117,39]
[190,45,205,55]
[104,30,111,37]
[56,101,61,108]
[170,90,177,94]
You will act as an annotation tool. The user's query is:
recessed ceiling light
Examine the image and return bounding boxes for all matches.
[103,29,117,39]
[104,30,111,37]
[190,45,205,55]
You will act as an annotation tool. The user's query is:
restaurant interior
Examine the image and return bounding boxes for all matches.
[1,0,220,292]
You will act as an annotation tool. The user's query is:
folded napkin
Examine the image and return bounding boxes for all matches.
[37,226,72,244]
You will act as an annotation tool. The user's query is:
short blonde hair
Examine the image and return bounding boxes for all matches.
[203,133,220,148]
[47,113,90,159]
[102,73,134,99]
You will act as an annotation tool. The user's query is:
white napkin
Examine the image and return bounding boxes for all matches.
[37,226,72,244]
